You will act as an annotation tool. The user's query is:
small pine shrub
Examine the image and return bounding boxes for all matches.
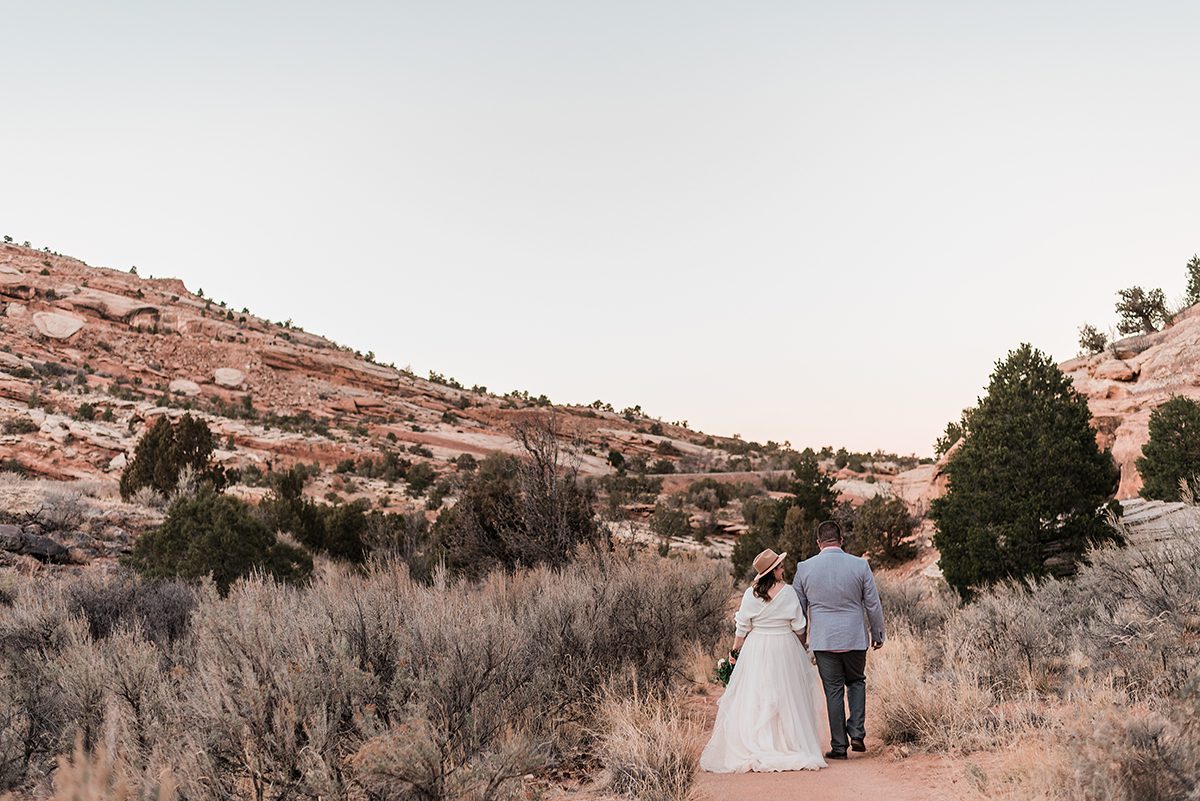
[127,487,311,594]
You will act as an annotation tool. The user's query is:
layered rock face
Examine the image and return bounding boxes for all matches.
[0,242,754,505]
[1061,305,1200,499]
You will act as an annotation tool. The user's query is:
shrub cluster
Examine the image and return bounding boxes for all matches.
[872,518,1200,800]
[0,554,727,800]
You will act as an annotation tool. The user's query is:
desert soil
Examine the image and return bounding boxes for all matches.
[691,686,972,801]
[696,746,970,801]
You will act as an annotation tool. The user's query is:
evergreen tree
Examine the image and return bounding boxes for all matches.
[127,487,311,594]
[119,414,225,500]
[852,495,917,565]
[1137,396,1200,501]
[1185,255,1200,308]
[730,453,838,578]
[930,344,1119,598]
[1115,286,1170,335]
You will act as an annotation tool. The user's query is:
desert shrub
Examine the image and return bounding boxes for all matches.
[0,549,727,799]
[363,512,437,580]
[64,571,195,646]
[850,495,917,565]
[600,472,662,504]
[75,402,96,421]
[931,344,1119,598]
[434,428,603,579]
[261,467,368,563]
[597,688,700,801]
[944,580,1075,698]
[649,501,691,540]
[647,458,675,474]
[873,631,1000,753]
[404,461,436,495]
[119,414,225,501]
[686,477,734,511]
[1078,323,1108,355]
[1074,527,1200,695]
[875,575,956,636]
[1060,691,1199,801]
[127,487,312,594]
[1137,395,1200,501]
[39,486,88,531]
[3,417,39,435]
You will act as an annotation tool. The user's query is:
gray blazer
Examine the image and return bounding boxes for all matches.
[792,547,886,652]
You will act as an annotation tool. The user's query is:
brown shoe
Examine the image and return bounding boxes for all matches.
[850,738,866,752]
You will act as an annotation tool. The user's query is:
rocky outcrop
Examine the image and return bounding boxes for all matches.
[1064,305,1200,498]
[64,288,160,325]
[33,311,85,340]
[260,345,399,393]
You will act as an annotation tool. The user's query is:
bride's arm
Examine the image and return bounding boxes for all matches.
[730,591,756,664]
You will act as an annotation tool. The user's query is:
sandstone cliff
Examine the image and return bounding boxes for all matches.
[1061,305,1200,499]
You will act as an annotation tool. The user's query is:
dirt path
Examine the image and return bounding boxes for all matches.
[696,741,971,801]
[691,686,975,801]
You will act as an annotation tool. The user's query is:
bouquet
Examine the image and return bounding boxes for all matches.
[714,652,737,686]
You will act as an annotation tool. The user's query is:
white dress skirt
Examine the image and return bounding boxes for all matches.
[700,585,828,773]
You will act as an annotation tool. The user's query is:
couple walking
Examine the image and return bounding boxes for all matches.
[701,520,886,773]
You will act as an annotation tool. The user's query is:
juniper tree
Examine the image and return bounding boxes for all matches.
[119,414,225,500]
[1115,286,1170,335]
[1137,396,1200,501]
[127,487,311,594]
[930,344,1119,598]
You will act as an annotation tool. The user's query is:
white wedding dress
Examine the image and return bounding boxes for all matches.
[700,585,828,773]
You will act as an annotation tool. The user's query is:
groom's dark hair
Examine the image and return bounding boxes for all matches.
[816,520,842,544]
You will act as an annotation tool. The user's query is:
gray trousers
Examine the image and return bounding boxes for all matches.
[813,650,867,753]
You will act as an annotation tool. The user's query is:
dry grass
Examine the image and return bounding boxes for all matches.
[596,686,701,801]
[48,741,177,801]
[0,553,728,800]
[874,519,1200,800]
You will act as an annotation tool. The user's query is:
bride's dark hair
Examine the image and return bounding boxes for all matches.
[753,570,778,602]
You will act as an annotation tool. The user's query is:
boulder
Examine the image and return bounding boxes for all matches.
[108,453,128,472]
[214,367,246,388]
[32,311,85,340]
[20,533,70,564]
[0,525,70,564]
[169,378,202,397]
[0,524,22,551]
[4,302,26,318]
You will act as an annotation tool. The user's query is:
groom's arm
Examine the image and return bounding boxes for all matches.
[862,564,886,648]
[791,571,809,645]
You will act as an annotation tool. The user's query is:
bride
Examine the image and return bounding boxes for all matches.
[700,548,828,773]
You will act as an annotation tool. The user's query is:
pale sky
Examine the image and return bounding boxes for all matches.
[3,1,1198,455]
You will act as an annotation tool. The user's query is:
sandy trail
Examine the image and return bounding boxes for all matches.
[692,684,973,801]
[695,741,970,801]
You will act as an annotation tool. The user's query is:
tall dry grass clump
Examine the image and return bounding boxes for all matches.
[596,686,701,801]
[0,552,727,800]
[874,515,1200,800]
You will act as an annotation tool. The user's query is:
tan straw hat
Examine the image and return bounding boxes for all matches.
[752,548,786,583]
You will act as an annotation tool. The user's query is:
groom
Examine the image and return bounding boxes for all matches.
[793,520,886,760]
